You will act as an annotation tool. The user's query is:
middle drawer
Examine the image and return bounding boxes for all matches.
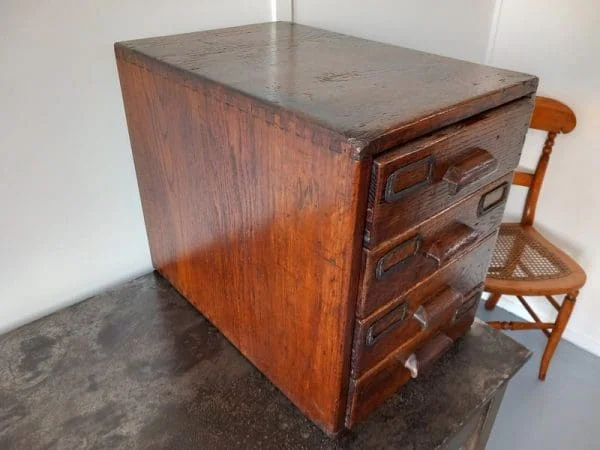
[356,173,511,318]
[351,233,496,378]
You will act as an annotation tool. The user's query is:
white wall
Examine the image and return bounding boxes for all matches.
[0,1,271,333]
[488,0,600,356]
[293,0,497,63]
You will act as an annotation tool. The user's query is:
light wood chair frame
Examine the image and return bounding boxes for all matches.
[484,96,586,380]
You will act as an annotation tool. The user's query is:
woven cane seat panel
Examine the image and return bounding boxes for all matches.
[487,224,572,281]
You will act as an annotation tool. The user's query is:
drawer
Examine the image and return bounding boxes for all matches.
[346,295,484,429]
[351,234,494,378]
[364,96,533,248]
[346,320,473,428]
[357,174,511,318]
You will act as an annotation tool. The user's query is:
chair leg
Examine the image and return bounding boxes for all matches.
[538,290,578,381]
[485,293,501,310]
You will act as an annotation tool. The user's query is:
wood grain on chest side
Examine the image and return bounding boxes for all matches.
[116,49,370,433]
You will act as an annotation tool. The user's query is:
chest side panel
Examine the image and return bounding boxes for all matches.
[116,50,370,433]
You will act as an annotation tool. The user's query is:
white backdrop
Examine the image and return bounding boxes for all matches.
[0,0,271,332]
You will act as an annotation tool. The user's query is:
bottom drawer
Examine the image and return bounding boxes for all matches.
[346,235,496,428]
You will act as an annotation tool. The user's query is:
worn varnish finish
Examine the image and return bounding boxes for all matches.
[117,22,536,159]
[115,22,537,433]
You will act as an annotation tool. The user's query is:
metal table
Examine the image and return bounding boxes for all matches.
[0,273,529,449]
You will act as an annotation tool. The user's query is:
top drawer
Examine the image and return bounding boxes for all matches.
[364,97,533,247]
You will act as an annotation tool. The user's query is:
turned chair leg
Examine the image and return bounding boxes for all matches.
[485,293,501,310]
[539,290,578,381]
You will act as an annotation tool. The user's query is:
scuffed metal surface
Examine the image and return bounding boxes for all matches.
[0,273,529,449]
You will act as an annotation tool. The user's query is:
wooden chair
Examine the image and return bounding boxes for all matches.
[484,96,586,380]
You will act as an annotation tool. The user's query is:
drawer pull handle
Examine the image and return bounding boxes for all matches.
[424,223,479,267]
[385,156,434,203]
[376,234,423,280]
[413,287,463,330]
[478,182,509,216]
[403,333,454,378]
[443,148,498,195]
[454,284,484,321]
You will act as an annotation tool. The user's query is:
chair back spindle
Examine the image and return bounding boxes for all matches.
[521,131,556,225]
[512,96,576,226]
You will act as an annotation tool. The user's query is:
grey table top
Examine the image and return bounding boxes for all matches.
[0,272,530,449]
[117,22,536,158]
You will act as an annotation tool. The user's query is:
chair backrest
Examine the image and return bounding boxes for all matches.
[512,96,577,225]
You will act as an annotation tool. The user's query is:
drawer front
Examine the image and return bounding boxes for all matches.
[357,175,510,318]
[351,234,494,378]
[346,318,475,428]
[364,97,533,248]
[346,292,484,428]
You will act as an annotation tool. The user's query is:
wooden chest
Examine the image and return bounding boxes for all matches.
[115,22,537,435]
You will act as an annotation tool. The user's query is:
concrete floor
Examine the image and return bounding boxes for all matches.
[476,302,600,450]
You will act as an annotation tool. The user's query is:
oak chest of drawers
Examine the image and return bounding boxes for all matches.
[115,22,537,435]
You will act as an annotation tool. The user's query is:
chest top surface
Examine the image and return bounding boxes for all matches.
[116,22,537,158]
